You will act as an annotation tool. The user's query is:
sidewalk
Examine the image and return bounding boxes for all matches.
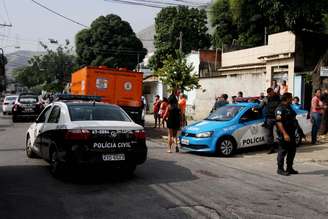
[296,136,328,165]
[144,114,328,166]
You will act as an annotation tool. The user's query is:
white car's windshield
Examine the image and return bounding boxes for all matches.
[206,105,244,121]
[68,104,131,122]
[5,96,17,102]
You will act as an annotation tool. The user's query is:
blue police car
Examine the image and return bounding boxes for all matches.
[179,102,311,157]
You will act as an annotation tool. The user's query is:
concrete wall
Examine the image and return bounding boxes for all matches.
[143,80,167,112]
[222,31,295,67]
[190,72,266,120]
[186,52,200,75]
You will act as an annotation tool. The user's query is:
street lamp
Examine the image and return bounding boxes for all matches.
[0,48,5,93]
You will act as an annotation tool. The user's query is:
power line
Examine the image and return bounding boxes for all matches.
[104,0,209,9]
[30,0,88,28]
[105,0,164,9]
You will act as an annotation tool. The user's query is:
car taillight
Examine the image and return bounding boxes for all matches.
[134,130,145,140]
[36,103,44,109]
[13,103,21,111]
[64,129,91,140]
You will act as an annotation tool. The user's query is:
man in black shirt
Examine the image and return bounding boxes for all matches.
[275,92,299,176]
[259,88,281,154]
[211,94,229,113]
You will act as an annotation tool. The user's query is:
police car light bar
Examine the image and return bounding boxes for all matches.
[55,94,102,102]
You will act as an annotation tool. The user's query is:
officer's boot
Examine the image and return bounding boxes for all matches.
[277,169,289,176]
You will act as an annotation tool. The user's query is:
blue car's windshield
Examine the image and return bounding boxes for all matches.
[206,105,244,121]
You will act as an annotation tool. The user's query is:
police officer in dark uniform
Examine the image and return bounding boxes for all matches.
[275,92,299,176]
[259,88,281,154]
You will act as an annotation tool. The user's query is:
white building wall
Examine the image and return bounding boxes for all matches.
[185,52,200,115]
[192,73,266,120]
[222,31,295,67]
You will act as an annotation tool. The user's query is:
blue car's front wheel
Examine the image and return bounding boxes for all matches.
[216,137,236,157]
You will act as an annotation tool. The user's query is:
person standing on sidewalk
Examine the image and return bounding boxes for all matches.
[259,88,281,154]
[320,89,328,134]
[211,94,229,113]
[275,92,299,176]
[310,89,325,144]
[159,97,168,128]
[163,93,181,153]
[271,79,280,94]
[179,94,187,127]
[279,80,288,96]
[153,95,161,128]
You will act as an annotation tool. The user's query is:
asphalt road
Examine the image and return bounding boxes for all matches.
[0,115,328,219]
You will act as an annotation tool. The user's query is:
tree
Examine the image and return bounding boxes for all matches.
[13,41,77,92]
[75,14,147,70]
[210,0,328,48]
[149,6,211,70]
[155,51,200,92]
[259,0,328,33]
[209,0,237,48]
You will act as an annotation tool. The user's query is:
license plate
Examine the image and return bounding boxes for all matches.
[102,154,125,161]
[181,138,189,145]
[23,108,34,112]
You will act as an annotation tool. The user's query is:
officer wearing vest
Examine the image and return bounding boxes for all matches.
[259,88,281,154]
[275,92,299,176]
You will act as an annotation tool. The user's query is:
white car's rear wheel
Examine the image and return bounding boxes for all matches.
[49,148,65,177]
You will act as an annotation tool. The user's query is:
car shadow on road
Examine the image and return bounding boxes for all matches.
[0,162,198,218]
[183,145,271,158]
[144,126,167,140]
[61,158,198,185]
[0,158,198,186]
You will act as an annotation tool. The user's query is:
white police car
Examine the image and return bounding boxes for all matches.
[179,102,311,157]
[25,95,147,177]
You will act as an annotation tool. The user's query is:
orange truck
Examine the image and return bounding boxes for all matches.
[70,66,144,125]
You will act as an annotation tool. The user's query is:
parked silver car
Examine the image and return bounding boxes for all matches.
[2,95,18,115]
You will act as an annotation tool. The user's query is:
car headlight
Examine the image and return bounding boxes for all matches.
[195,131,213,138]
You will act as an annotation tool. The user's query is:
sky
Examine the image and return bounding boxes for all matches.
[0,0,211,54]
[0,0,160,53]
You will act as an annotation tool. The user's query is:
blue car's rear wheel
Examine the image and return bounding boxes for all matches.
[216,137,236,157]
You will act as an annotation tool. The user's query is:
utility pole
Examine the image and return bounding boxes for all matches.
[0,48,5,93]
[179,31,183,53]
[137,53,140,71]
[264,26,267,45]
